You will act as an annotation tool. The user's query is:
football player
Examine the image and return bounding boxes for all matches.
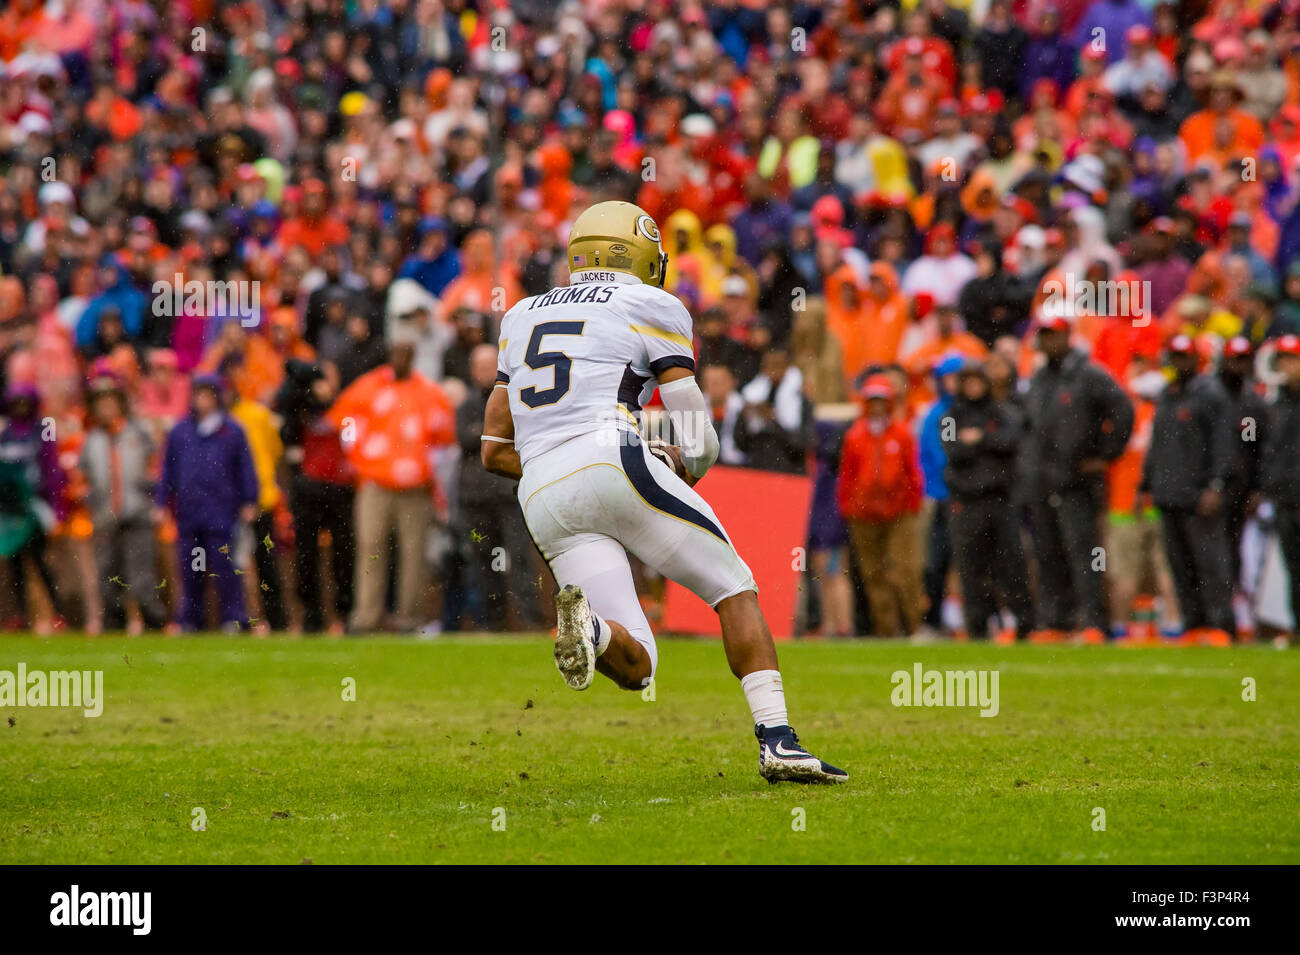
[480,201,846,784]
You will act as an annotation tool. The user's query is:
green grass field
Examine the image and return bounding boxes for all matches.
[1,634,1296,864]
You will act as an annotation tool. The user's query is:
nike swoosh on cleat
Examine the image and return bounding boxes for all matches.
[772,740,813,759]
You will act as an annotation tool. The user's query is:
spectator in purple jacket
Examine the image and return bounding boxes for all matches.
[1021,6,1078,102]
[154,374,259,632]
[732,172,794,267]
[1073,0,1152,65]
[1135,218,1192,317]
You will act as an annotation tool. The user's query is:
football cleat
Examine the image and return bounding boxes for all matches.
[553,584,597,691]
[755,724,848,784]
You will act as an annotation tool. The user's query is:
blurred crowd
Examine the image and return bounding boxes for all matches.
[1,0,1299,641]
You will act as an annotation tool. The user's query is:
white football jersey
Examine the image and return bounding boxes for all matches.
[497,271,695,467]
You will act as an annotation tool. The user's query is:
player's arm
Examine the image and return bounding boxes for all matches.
[657,365,720,484]
[481,384,522,481]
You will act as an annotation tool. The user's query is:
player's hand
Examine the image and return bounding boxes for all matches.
[240,503,259,524]
[957,427,983,445]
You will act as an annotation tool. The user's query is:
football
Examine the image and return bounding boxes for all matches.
[647,439,687,479]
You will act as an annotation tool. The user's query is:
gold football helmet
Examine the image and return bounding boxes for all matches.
[567,201,668,287]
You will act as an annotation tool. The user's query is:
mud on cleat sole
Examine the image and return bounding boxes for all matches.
[553,584,596,690]
[760,761,850,785]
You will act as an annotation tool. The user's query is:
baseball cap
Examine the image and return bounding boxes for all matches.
[1276,334,1300,356]
[1224,336,1253,357]
[680,113,716,138]
[38,181,74,207]
[722,275,749,297]
[860,374,895,401]
[1038,295,1076,332]
[1126,25,1153,45]
[192,373,225,394]
[933,353,967,378]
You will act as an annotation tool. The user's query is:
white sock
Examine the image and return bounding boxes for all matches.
[740,669,788,730]
[591,611,611,656]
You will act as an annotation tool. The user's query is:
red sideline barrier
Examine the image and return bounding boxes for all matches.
[662,465,812,639]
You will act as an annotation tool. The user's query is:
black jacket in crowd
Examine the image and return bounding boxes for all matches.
[456,384,519,507]
[335,332,387,389]
[697,333,751,378]
[274,359,327,453]
[943,393,1024,500]
[1262,383,1300,509]
[1141,373,1233,510]
[1221,375,1269,497]
[1023,349,1135,496]
[733,385,813,475]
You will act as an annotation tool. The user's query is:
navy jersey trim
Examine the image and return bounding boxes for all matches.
[617,363,650,413]
[618,432,726,544]
[648,355,696,377]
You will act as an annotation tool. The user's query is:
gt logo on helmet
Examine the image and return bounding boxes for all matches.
[635,215,661,243]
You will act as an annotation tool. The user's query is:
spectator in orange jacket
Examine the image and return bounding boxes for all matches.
[197,318,286,405]
[327,337,455,632]
[1178,72,1263,163]
[439,229,522,322]
[278,179,348,256]
[535,142,576,226]
[826,260,910,389]
[824,263,865,384]
[837,375,925,636]
[876,39,951,141]
[901,301,989,408]
[860,262,910,373]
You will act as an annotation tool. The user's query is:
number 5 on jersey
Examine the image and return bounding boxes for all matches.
[520,321,586,408]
